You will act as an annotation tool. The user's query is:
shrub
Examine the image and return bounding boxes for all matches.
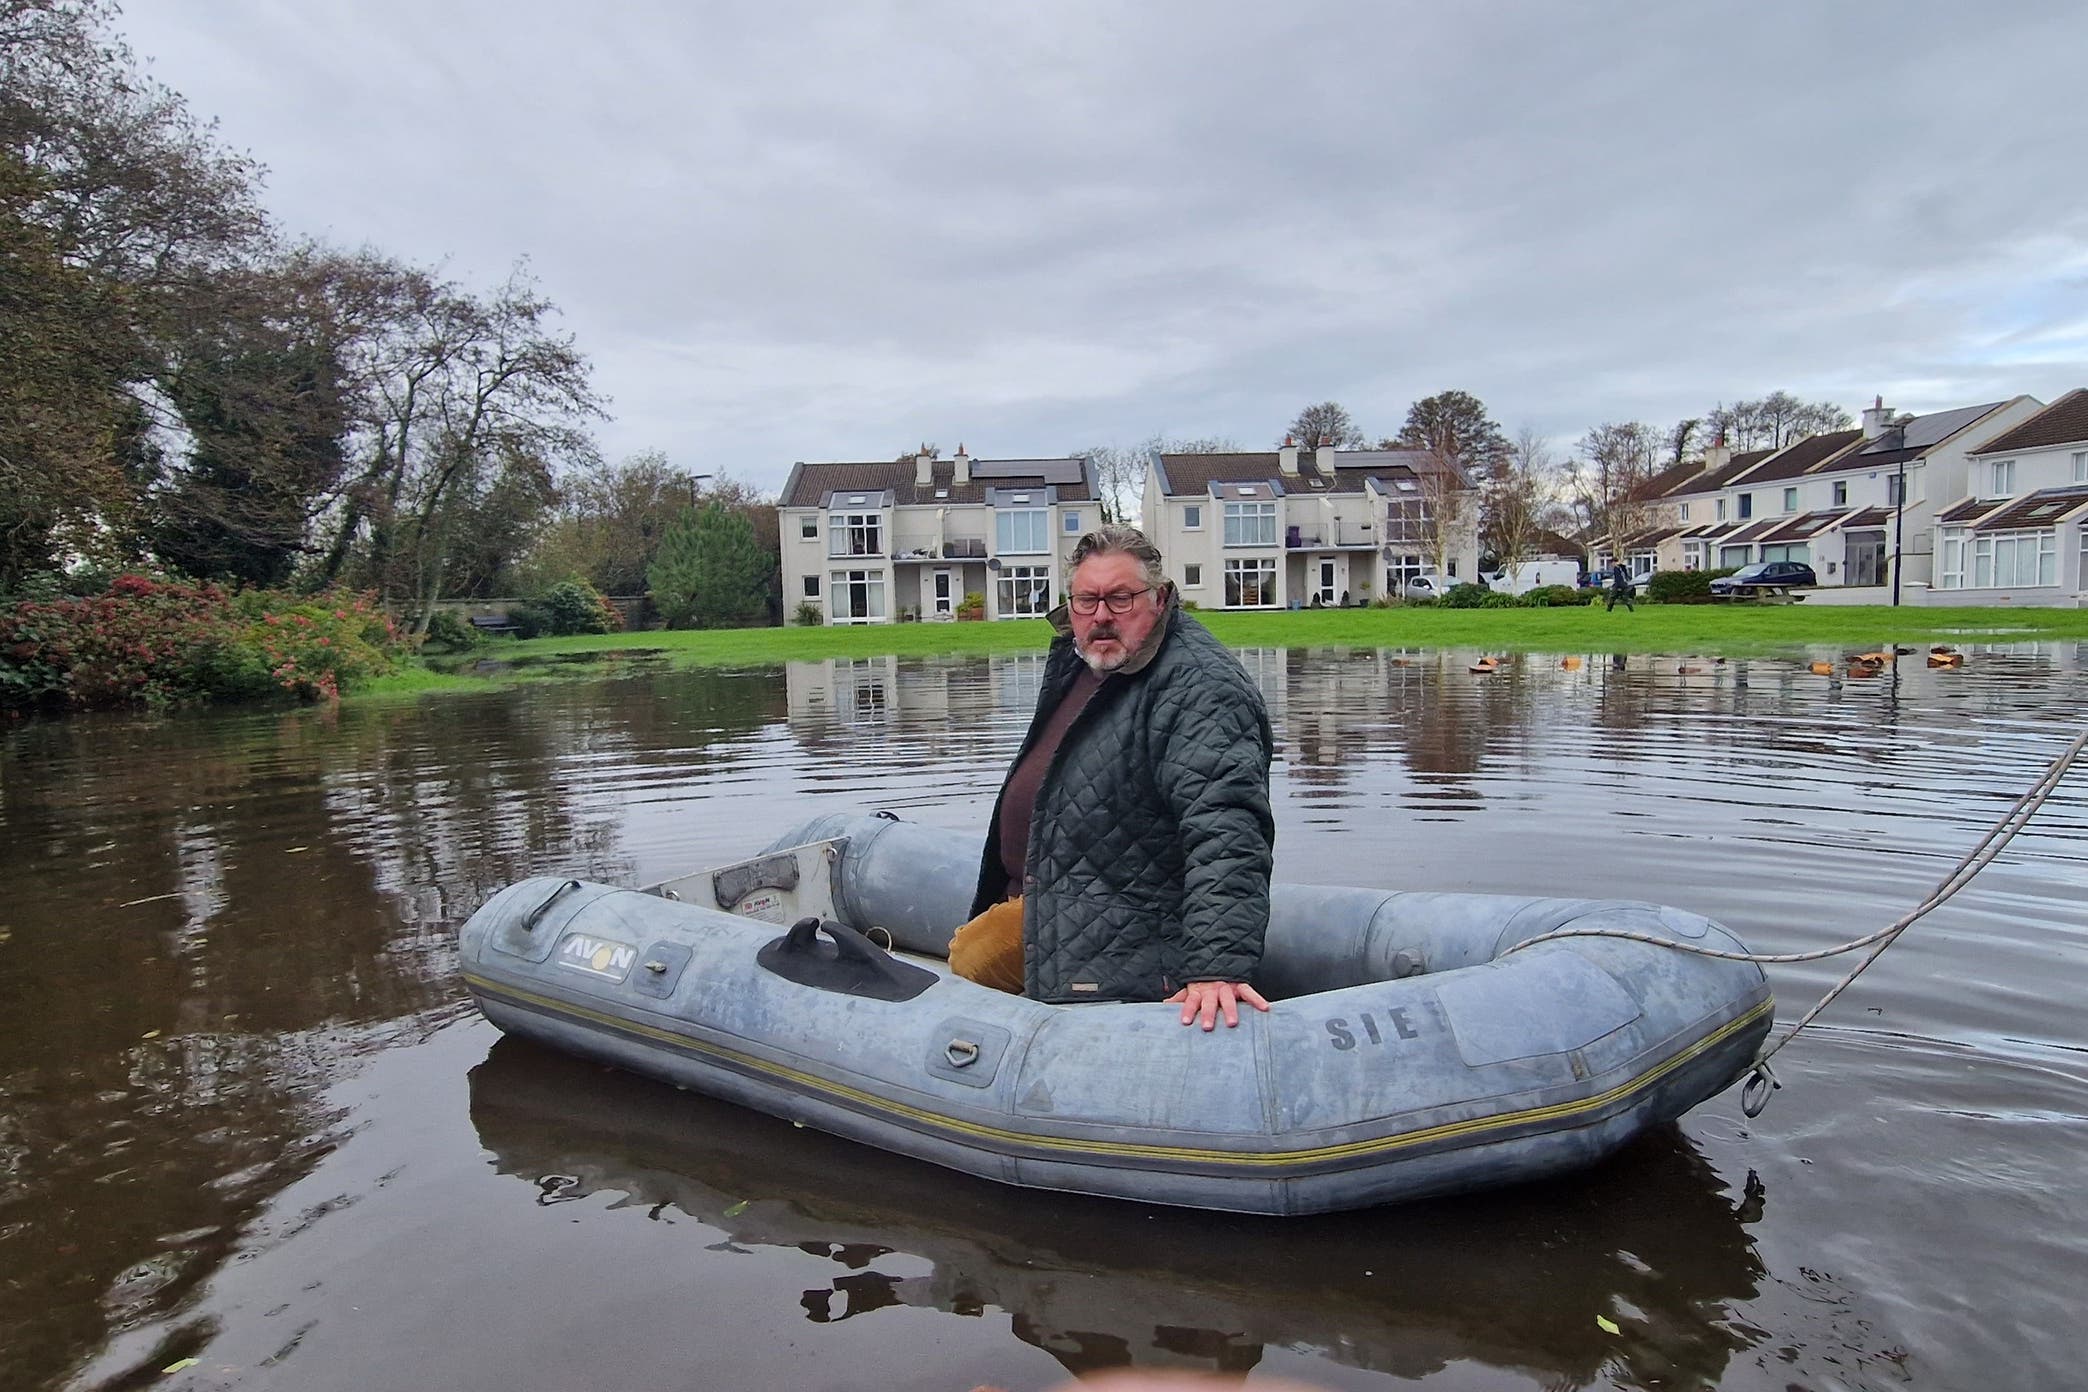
[1647,569,1731,604]
[1441,583,1491,608]
[504,601,550,638]
[793,600,824,626]
[1521,584,1586,608]
[955,592,987,621]
[422,609,480,650]
[218,592,398,702]
[535,578,620,635]
[0,576,402,711]
[1477,591,1516,608]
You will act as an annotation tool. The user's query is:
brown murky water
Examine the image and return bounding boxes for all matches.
[3,644,2084,1391]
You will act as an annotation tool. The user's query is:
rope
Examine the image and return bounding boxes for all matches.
[1501,727,2088,1115]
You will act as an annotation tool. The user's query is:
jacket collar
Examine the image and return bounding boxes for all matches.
[1046,583,1179,677]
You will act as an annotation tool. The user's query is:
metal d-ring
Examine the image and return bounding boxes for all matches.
[944,1038,980,1068]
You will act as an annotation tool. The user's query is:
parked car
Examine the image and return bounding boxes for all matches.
[1402,573,1465,600]
[1710,561,1817,595]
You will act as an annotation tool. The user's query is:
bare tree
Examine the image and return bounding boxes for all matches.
[1073,433,1238,525]
[1570,422,1663,560]
[1707,393,1851,451]
[316,263,604,629]
[1484,427,1558,572]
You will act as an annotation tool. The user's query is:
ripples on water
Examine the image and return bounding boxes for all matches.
[1,642,2083,1391]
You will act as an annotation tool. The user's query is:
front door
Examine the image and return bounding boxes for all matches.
[1316,559,1337,605]
[930,569,955,617]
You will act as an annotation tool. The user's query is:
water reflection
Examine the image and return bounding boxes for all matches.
[469,1036,1767,1386]
[2,641,2083,1391]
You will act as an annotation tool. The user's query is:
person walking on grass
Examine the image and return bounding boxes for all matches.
[1605,562,1636,613]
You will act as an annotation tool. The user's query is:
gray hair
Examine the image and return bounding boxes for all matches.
[1066,523,1165,587]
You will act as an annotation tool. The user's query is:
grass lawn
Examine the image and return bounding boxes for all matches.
[356,601,2088,699]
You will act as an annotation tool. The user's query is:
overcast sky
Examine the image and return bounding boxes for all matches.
[119,0,2088,491]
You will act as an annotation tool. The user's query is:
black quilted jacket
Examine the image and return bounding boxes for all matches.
[969,598,1275,1003]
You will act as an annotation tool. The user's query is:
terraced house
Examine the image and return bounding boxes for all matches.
[776,446,1098,624]
[1142,439,1480,608]
[1617,393,2054,599]
[1945,389,2088,601]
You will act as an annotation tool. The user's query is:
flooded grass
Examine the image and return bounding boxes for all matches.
[399,603,2088,689]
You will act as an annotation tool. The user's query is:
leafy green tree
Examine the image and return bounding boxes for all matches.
[1285,401,1366,449]
[648,501,770,628]
[1389,391,1509,478]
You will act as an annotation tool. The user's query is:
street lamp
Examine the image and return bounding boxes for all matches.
[685,472,714,508]
[1891,455,1905,607]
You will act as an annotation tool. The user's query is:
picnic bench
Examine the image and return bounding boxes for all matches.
[467,614,520,635]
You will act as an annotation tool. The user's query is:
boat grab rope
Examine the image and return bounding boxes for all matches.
[1502,727,2087,1117]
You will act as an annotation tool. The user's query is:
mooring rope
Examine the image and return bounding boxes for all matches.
[1500,726,2088,1116]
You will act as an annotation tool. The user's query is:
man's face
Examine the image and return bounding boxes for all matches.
[1069,552,1163,673]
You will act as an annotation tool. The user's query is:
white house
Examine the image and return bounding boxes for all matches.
[1935,388,2088,605]
[776,447,1099,624]
[1655,395,2045,590]
[1142,440,1479,608]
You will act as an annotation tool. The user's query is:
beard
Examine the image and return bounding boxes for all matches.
[1075,623,1129,673]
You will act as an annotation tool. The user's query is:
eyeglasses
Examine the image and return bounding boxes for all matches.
[1069,587,1154,616]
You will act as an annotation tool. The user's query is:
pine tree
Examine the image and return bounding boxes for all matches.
[647,501,770,628]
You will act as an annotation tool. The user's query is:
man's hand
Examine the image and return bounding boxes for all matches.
[1164,980,1271,1031]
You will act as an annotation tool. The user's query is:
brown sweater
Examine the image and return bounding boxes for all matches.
[997,664,1103,893]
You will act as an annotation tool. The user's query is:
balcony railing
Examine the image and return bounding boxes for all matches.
[1286,524,1378,548]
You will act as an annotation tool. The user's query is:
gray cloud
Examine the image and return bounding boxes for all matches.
[121,0,2088,484]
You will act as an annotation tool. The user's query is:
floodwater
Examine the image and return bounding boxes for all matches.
[3,642,2084,1392]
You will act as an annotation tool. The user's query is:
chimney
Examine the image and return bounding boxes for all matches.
[953,441,971,486]
[1314,434,1335,474]
[1278,434,1299,474]
[1861,395,1894,440]
[1703,440,1731,472]
[914,444,933,487]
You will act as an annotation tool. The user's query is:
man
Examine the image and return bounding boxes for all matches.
[1605,562,1636,613]
[949,524,1275,1030]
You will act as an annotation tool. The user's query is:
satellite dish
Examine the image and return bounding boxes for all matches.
[987,558,1002,571]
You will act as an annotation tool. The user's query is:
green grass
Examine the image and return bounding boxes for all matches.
[350,602,2088,700]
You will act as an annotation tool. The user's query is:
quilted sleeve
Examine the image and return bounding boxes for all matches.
[1151,669,1275,984]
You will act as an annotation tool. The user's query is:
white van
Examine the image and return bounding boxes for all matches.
[1484,560,1584,596]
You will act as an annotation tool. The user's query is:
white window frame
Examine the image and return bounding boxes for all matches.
[1970,529,2056,588]
[829,512,882,558]
[1182,504,1203,530]
[1782,487,1799,513]
[1386,553,1425,588]
[1938,527,1966,589]
[996,508,1049,555]
[1737,493,1753,520]
[800,515,818,540]
[1990,459,2015,496]
[801,574,819,597]
[1062,510,1082,534]
[1678,502,1690,521]
[1832,480,1848,507]
[2073,451,2086,484]
[1222,500,1277,547]
[1183,563,1202,587]
[1223,557,1277,608]
[1715,498,1728,522]
[828,569,886,621]
[995,564,1052,617]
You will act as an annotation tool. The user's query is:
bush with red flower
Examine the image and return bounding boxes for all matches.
[1,574,406,713]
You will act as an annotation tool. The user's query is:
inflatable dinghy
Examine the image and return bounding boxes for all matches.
[458,813,1772,1214]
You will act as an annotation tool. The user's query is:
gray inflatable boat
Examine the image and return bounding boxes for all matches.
[458,812,1772,1215]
